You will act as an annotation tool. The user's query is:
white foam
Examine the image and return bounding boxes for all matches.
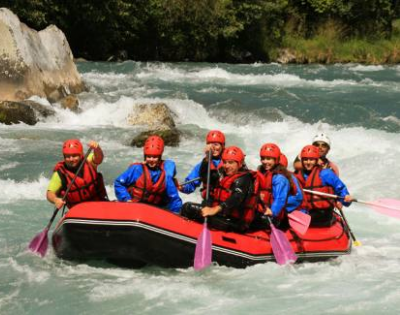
[0,175,49,203]
[136,64,382,88]
[349,64,385,72]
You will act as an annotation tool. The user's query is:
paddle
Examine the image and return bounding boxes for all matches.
[28,148,92,257]
[259,199,298,264]
[302,189,361,246]
[180,177,201,186]
[194,150,212,270]
[287,211,311,236]
[266,216,298,265]
[302,189,400,218]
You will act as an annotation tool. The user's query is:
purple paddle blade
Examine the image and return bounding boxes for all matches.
[194,222,212,270]
[370,199,400,219]
[270,225,297,265]
[28,228,49,257]
[288,211,311,236]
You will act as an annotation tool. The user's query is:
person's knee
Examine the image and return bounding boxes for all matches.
[180,202,203,221]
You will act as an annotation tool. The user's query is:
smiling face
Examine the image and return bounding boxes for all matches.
[64,154,82,169]
[313,141,330,157]
[302,158,318,171]
[145,155,161,168]
[223,159,240,176]
[209,142,223,157]
[261,156,277,171]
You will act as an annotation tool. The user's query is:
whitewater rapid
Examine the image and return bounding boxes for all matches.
[1,61,400,314]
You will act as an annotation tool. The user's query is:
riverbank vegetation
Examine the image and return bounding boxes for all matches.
[2,0,400,63]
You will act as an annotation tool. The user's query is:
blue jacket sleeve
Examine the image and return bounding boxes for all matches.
[180,162,202,194]
[320,169,351,207]
[163,159,177,178]
[114,165,142,202]
[165,175,183,213]
[271,174,290,217]
[285,175,304,213]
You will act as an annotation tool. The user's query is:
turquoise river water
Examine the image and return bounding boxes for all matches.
[1,62,400,314]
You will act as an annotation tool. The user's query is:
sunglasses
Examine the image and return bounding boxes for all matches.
[313,142,329,148]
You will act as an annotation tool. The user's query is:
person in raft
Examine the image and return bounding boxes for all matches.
[251,144,293,229]
[178,130,225,201]
[295,145,353,227]
[312,133,339,175]
[180,146,255,233]
[278,153,308,216]
[293,133,339,175]
[114,135,182,213]
[46,139,108,210]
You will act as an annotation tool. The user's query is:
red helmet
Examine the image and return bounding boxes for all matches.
[222,146,245,165]
[301,145,320,159]
[144,135,164,156]
[260,143,281,159]
[62,139,83,156]
[206,130,225,145]
[279,153,288,168]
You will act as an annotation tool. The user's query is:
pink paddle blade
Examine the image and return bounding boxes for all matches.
[288,211,311,236]
[370,199,400,219]
[194,223,212,270]
[270,225,297,265]
[28,228,49,257]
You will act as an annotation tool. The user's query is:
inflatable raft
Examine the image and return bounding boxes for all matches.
[52,202,351,268]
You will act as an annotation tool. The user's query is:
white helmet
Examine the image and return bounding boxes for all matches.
[312,133,331,147]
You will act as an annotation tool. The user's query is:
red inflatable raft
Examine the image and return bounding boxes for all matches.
[52,202,351,268]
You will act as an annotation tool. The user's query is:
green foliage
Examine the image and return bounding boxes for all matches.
[1,0,399,62]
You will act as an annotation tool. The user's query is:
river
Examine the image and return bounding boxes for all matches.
[1,62,400,314]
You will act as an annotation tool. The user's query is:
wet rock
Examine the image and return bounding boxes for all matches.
[21,100,56,118]
[0,100,55,125]
[127,102,181,147]
[60,94,80,112]
[127,103,176,130]
[0,8,87,103]
[0,100,36,125]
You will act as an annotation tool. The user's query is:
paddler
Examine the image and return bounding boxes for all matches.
[46,139,108,209]
[181,146,255,232]
[178,130,225,201]
[251,144,292,229]
[295,145,353,227]
[114,135,182,213]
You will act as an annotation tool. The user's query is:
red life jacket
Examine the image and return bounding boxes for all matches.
[295,166,335,211]
[127,163,166,205]
[212,171,256,228]
[254,169,291,220]
[55,161,108,208]
[201,158,223,200]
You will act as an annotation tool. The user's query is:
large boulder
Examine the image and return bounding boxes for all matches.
[0,100,55,125]
[127,103,181,147]
[127,103,176,130]
[0,8,86,103]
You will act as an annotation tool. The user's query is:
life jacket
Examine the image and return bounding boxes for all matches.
[212,171,256,228]
[320,157,339,176]
[55,161,108,208]
[254,169,292,220]
[295,166,335,211]
[200,158,223,200]
[127,162,166,205]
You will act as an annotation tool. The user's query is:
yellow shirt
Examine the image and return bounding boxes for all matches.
[47,153,97,193]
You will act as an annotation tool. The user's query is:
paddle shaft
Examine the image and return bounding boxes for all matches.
[303,189,399,211]
[46,148,93,229]
[180,177,201,186]
[205,150,212,202]
[336,207,360,246]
